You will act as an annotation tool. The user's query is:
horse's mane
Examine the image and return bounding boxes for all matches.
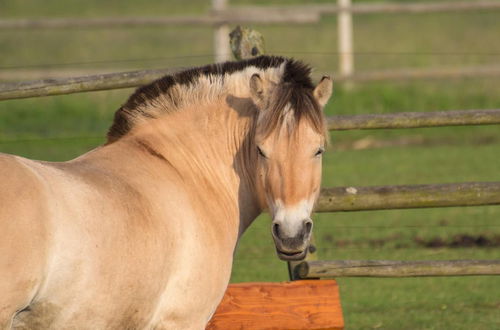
[107,55,325,143]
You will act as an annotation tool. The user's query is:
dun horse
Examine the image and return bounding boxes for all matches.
[0,56,332,329]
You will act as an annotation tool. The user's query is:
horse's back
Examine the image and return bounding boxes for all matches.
[0,154,51,329]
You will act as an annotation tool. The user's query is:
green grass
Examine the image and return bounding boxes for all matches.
[0,0,490,18]
[1,1,500,329]
[2,3,500,75]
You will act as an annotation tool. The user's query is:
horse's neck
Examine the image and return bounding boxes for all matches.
[125,98,262,236]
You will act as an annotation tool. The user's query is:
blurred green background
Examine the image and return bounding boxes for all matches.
[1,0,499,329]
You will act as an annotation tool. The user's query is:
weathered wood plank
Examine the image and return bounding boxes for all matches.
[206,280,344,330]
[316,182,500,212]
[337,0,354,78]
[0,68,183,100]
[0,68,136,81]
[328,109,500,130]
[297,260,500,278]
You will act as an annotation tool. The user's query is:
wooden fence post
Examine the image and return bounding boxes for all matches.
[288,236,319,280]
[338,0,354,79]
[212,0,231,62]
[229,26,265,60]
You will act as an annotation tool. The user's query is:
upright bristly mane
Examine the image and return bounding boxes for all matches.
[107,56,326,143]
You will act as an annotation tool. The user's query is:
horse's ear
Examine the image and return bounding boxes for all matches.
[313,76,333,108]
[249,73,265,108]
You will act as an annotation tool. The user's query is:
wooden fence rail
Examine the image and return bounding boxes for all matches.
[328,109,500,130]
[316,182,500,212]
[0,68,183,101]
[296,260,500,278]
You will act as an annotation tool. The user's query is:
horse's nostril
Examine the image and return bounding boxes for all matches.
[272,223,280,238]
[305,221,313,234]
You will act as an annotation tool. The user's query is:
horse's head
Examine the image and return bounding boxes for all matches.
[250,71,333,261]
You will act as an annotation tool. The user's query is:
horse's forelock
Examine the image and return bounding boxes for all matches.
[256,85,327,141]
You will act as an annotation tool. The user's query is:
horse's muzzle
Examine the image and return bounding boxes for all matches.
[272,220,312,261]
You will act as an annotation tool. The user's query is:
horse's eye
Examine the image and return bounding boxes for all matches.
[315,147,325,157]
[257,146,267,158]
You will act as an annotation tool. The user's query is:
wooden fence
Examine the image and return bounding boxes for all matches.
[296,175,500,278]
[1,0,500,80]
[1,18,499,279]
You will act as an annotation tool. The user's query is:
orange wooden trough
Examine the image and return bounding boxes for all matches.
[206,280,344,330]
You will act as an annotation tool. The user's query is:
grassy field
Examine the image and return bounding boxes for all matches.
[1,1,500,329]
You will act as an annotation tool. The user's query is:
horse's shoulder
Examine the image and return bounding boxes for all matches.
[0,154,48,213]
[1,153,34,184]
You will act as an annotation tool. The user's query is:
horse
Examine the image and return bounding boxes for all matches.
[0,55,333,329]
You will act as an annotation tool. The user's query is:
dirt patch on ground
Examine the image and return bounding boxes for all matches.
[322,233,500,249]
[414,234,500,248]
[323,233,405,249]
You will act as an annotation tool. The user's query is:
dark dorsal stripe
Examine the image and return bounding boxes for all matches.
[107,56,318,142]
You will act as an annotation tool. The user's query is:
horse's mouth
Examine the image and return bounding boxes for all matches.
[276,249,307,261]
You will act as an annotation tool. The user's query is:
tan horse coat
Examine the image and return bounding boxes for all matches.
[0,56,332,329]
